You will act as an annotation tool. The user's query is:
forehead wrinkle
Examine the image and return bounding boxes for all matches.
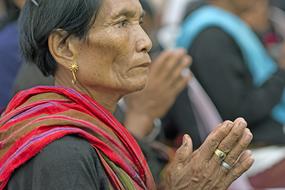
[110,6,144,19]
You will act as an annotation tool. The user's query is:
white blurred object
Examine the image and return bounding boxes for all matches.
[270,6,285,40]
[247,146,285,177]
[158,0,198,49]
[161,0,196,25]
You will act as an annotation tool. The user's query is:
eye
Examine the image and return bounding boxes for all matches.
[139,18,144,25]
[118,19,129,28]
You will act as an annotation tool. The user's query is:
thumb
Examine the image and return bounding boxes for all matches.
[174,134,193,164]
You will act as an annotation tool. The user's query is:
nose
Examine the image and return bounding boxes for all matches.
[136,26,152,53]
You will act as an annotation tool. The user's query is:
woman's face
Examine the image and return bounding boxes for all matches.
[75,0,152,94]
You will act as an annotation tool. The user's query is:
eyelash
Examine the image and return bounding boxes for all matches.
[118,19,129,28]
[117,18,144,28]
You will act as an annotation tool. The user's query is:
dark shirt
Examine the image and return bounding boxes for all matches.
[189,27,285,145]
[6,134,167,189]
[0,21,21,109]
[6,136,109,190]
[13,63,54,94]
[162,88,202,149]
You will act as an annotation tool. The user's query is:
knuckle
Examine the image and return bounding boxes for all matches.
[219,130,228,138]
[221,180,229,190]
[175,147,190,163]
[241,160,251,172]
[230,169,241,180]
[232,130,242,139]
[212,129,227,140]
[208,139,220,148]
[223,120,233,125]
[239,141,248,150]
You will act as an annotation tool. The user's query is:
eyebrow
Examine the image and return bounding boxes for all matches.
[111,8,145,19]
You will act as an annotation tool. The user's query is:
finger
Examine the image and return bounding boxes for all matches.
[168,67,191,96]
[210,118,247,169]
[223,150,254,188]
[223,128,253,167]
[173,134,193,166]
[216,118,247,155]
[159,49,187,79]
[199,121,234,160]
[169,76,189,98]
[169,56,192,87]
[150,50,173,76]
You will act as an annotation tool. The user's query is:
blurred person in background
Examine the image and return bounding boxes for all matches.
[241,0,285,60]
[179,0,285,149]
[0,0,24,112]
[270,0,285,12]
[239,0,285,187]
[177,0,285,188]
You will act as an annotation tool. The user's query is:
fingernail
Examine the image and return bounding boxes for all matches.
[238,118,247,126]
[244,150,252,156]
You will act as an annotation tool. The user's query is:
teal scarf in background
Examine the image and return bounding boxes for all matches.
[177,5,285,124]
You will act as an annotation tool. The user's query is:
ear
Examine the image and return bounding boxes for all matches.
[48,29,79,69]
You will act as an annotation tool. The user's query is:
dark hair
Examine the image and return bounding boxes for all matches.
[19,0,101,76]
[0,0,20,30]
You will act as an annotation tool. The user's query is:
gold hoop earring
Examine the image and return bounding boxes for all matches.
[70,62,79,85]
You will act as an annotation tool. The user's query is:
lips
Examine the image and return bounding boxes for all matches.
[137,62,151,67]
[131,58,151,69]
[130,55,151,70]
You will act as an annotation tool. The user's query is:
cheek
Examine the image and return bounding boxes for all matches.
[77,29,135,86]
[98,28,132,63]
[102,29,136,76]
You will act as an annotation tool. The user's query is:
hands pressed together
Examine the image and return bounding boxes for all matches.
[160,118,254,190]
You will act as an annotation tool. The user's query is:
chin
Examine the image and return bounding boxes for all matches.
[124,78,147,94]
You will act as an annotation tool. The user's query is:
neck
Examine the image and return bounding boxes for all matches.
[209,0,240,15]
[54,72,121,113]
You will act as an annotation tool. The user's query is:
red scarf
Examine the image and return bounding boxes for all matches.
[0,86,155,189]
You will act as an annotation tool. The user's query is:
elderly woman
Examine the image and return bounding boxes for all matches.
[0,0,253,189]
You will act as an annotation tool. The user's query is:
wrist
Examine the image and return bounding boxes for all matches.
[124,111,155,139]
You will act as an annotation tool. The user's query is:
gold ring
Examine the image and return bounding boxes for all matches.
[214,149,227,161]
